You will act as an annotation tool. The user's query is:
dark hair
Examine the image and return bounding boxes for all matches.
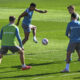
[30,3,36,7]
[71,13,77,19]
[67,5,75,10]
[9,16,16,21]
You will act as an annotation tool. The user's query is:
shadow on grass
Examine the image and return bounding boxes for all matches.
[73,77,80,79]
[0,70,18,73]
[11,60,64,69]
[0,71,80,79]
[28,60,64,66]
[11,60,78,69]
[0,72,60,79]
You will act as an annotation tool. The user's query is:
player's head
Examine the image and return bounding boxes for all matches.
[9,16,16,23]
[29,3,36,11]
[71,13,77,20]
[67,5,75,14]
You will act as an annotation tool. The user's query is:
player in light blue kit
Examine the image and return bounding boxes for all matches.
[61,13,80,73]
[65,5,80,61]
[16,3,47,45]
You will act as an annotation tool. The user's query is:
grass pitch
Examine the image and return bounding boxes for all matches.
[0,0,80,80]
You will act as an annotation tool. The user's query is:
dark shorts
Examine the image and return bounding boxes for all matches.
[67,42,80,53]
[0,46,21,55]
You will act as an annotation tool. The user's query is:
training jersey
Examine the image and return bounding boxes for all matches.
[22,8,34,26]
[66,20,80,43]
[0,24,22,47]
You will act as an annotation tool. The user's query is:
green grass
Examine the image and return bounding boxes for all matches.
[0,0,80,80]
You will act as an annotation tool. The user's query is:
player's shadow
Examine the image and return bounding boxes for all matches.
[11,60,64,69]
[11,65,21,69]
[28,60,64,66]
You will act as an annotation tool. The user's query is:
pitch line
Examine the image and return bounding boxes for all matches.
[32,73,80,80]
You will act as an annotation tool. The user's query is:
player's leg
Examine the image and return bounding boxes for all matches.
[22,32,30,45]
[0,54,3,64]
[30,25,38,43]
[65,51,72,71]
[61,43,75,73]
[10,46,31,70]
[76,43,80,61]
[22,24,31,45]
[18,48,32,70]
[0,47,8,64]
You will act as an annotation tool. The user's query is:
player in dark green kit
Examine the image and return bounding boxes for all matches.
[0,16,31,70]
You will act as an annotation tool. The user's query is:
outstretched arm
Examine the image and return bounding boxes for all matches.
[16,12,28,26]
[16,27,23,48]
[35,8,47,13]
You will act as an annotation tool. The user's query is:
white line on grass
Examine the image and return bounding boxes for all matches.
[32,73,80,80]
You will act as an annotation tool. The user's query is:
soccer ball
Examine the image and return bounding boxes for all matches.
[42,38,48,45]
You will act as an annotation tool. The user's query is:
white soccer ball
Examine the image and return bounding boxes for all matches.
[42,38,48,45]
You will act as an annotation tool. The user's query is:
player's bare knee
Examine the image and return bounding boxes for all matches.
[19,50,24,54]
[32,26,37,30]
[34,26,37,29]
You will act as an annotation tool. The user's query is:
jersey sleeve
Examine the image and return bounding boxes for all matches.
[16,27,23,48]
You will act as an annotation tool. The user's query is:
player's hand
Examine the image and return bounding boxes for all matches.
[44,10,48,13]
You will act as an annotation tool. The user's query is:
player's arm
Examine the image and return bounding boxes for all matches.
[16,12,28,26]
[35,8,47,13]
[66,23,71,38]
[16,27,23,48]
[0,28,3,40]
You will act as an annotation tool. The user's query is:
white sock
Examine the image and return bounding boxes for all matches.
[65,63,69,71]
[33,36,37,41]
[33,36,36,39]
[22,64,26,68]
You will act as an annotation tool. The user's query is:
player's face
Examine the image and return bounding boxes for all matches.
[30,6,36,11]
[68,8,74,14]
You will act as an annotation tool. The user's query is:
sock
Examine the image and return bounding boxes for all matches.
[22,64,26,68]
[65,63,69,71]
[33,36,36,39]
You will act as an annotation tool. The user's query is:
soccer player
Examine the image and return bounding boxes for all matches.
[16,3,47,45]
[0,16,31,70]
[67,5,79,21]
[61,13,80,72]
[67,5,80,61]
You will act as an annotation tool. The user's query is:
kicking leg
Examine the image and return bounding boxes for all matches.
[31,25,38,43]
[22,32,30,45]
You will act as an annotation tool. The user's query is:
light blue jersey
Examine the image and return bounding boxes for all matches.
[22,8,34,26]
[66,20,80,43]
